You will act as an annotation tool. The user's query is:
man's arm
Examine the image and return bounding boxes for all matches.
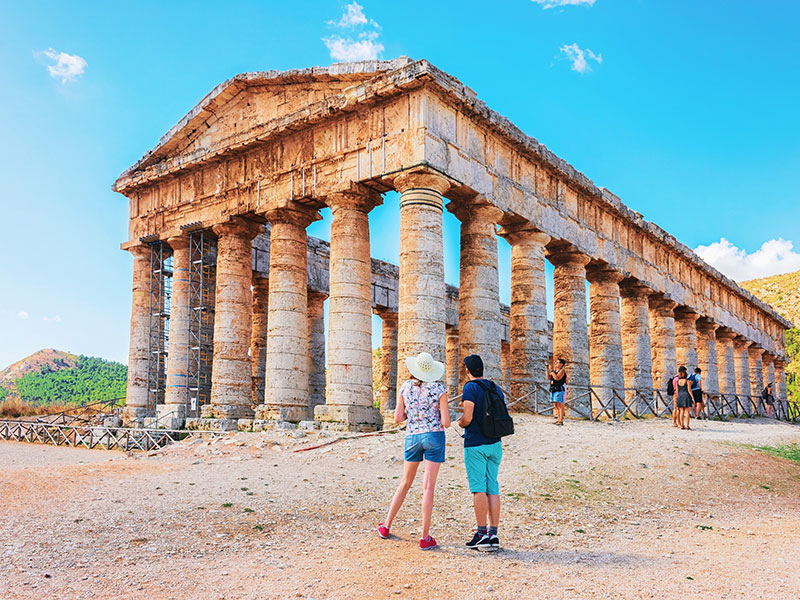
[458,400,474,428]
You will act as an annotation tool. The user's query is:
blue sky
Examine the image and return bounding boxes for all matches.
[1,0,799,369]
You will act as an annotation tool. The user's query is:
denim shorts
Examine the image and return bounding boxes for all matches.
[550,390,565,404]
[404,430,446,463]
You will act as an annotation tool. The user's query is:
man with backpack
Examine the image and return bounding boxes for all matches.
[458,354,513,552]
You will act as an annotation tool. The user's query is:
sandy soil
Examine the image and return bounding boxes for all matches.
[1,415,799,600]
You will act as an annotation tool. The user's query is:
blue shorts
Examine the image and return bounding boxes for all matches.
[550,390,565,403]
[404,431,446,463]
[464,442,503,495]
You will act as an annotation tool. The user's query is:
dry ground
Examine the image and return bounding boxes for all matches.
[1,415,799,600]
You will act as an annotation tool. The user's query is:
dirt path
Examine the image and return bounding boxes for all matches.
[1,416,799,599]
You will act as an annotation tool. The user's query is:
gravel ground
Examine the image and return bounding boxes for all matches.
[1,415,799,600]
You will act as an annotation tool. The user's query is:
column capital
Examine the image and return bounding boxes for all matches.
[761,352,775,364]
[374,307,398,322]
[619,278,653,298]
[748,345,765,357]
[448,196,504,225]
[166,234,190,252]
[696,317,720,333]
[308,290,329,303]
[585,263,625,284]
[673,306,700,322]
[127,244,151,260]
[774,358,786,369]
[649,294,677,315]
[324,184,383,214]
[715,327,738,341]
[733,335,754,348]
[497,222,551,246]
[212,216,265,240]
[265,204,321,228]
[393,168,450,196]
[546,244,591,268]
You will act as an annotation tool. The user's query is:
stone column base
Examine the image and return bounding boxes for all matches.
[184,418,239,432]
[201,404,254,420]
[156,404,187,430]
[254,404,310,423]
[314,404,382,430]
[121,406,149,428]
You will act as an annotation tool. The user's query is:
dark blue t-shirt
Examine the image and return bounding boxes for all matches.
[462,380,503,448]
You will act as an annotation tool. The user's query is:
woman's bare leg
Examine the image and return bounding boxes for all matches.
[420,461,441,539]
[384,461,420,529]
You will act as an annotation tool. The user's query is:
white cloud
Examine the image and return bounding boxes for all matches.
[17,311,29,320]
[323,2,383,62]
[533,0,595,8]
[695,237,800,282]
[43,315,62,323]
[560,42,602,74]
[38,48,87,83]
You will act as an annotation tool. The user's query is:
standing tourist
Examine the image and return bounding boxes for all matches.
[669,369,681,428]
[761,382,775,417]
[458,354,504,552]
[689,367,704,419]
[675,366,693,430]
[378,352,449,550]
[546,358,567,426]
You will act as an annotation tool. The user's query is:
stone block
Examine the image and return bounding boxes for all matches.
[254,404,308,423]
[156,404,187,430]
[237,419,254,431]
[314,404,382,430]
[297,420,320,431]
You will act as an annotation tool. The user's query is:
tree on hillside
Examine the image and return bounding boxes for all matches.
[14,355,127,405]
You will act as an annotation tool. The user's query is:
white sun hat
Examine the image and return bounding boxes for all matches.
[405,351,445,383]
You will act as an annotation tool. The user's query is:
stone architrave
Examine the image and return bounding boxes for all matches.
[315,188,382,429]
[499,226,551,411]
[205,218,263,421]
[748,346,765,414]
[674,308,700,370]
[716,328,738,398]
[307,291,327,412]
[161,235,191,428]
[620,280,655,414]
[376,309,399,425]
[393,170,450,382]
[586,265,625,415]
[123,244,152,426]
[445,326,460,401]
[547,246,591,417]
[649,295,678,392]
[696,318,720,397]
[452,199,504,383]
[250,274,269,407]
[259,205,319,422]
[733,336,753,409]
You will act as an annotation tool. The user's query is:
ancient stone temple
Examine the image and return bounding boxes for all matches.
[114,58,791,431]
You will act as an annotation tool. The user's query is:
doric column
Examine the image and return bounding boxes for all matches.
[499,226,551,409]
[748,346,765,413]
[716,328,738,397]
[445,326,460,400]
[696,318,720,397]
[733,336,753,408]
[547,246,591,416]
[586,265,625,414]
[762,353,775,389]
[123,244,152,426]
[393,170,450,382]
[205,218,263,420]
[674,308,700,370]
[501,341,510,392]
[259,205,319,422]
[774,359,788,406]
[377,309,399,424]
[250,274,269,407]
[451,199,504,382]
[620,280,654,413]
[648,295,677,391]
[161,235,191,427]
[315,188,382,429]
[307,291,327,412]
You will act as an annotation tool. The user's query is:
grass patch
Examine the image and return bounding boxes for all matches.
[752,443,800,464]
[696,525,713,531]
[222,502,232,508]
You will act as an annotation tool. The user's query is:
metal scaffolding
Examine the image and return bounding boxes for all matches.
[187,229,217,417]
[146,241,173,415]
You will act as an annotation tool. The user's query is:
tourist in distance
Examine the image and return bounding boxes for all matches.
[688,367,704,419]
[761,382,775,417]
[675,366,693,430]
[668,369,681,428]
[546,357,567,426]
[458,354,504,552]
[378,351,449,551]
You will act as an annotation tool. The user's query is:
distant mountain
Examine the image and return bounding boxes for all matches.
[0,349,126,405]
[740,270,800,326]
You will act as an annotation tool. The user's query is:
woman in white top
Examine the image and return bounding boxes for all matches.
[378,352,450,550]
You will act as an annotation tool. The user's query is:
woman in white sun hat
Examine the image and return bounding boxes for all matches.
[378,351,450,550]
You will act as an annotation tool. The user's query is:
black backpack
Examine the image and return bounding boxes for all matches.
[472,380,514,438]
[666,376,676,397]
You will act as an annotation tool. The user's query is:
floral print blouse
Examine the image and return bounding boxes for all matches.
[400,379,447,434]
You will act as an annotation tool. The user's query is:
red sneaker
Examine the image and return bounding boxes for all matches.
[419,536,437,550]
[378,524,390,539]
